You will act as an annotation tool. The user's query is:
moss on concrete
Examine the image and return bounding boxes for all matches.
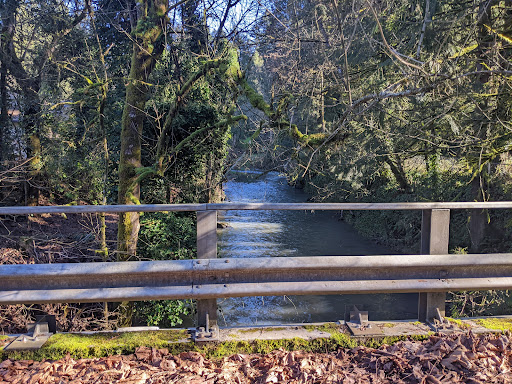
[238,327,286,334]
[302,323,339,333]
[477,318,512,331]
[0,326,437,362]
[445,317,470,329]
[1,330,189,361]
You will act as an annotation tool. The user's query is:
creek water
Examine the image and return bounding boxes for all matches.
[216,171,418,326]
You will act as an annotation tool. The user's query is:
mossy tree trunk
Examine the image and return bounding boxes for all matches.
[468,0,495,252]
[23,89,42,206]
[117,0,168,261]
[116,0,168,327]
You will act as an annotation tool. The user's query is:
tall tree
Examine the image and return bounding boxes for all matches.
[117,0,169,261]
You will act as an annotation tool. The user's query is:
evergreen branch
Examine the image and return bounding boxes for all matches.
[366,0,425,73]
[155,58,228,171]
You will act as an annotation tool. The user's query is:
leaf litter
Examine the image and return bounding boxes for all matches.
[1,331,512,383]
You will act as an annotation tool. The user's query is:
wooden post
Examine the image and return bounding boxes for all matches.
[196,210,218,329]
[418,209,450,322]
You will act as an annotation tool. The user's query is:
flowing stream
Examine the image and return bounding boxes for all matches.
[216,171,418,326]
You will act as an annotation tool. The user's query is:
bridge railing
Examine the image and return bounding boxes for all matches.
[1,202,512,328]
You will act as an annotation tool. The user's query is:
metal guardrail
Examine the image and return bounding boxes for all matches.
[1,201,512,215]
[1,202,512,326]
[2,254,512,304]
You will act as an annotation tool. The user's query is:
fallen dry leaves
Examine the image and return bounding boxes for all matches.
[1,332,512,383]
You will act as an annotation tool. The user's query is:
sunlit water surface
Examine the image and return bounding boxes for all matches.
[217,171,418,326]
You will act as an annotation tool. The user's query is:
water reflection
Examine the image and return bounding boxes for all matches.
[217,171,418,326]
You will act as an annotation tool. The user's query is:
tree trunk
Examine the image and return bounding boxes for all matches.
[320,70,326,132]
[23,88,42,206]
[116,0,168,327]
[116,48,146,261]
[117,0,168,261]
[468,0,496,252]
[384,155,412,194]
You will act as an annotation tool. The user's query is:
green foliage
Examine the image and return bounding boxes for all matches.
[138,212,196,261]
[135,300,191,327]
[134,212,196,327]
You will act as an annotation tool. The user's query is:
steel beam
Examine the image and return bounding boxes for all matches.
[1,201,512,215]
[0,204,206,215]
[419,209,450,322]
[207,202,512,211]
[196,210,218,328]
[2,253,512,305]
[2,276,512,304]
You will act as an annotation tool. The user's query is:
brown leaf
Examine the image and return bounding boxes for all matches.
[134,346,151,361]
[424,374,442,384]
[160,358,177,371]
[0,360,13,369]
[179,351,205,367]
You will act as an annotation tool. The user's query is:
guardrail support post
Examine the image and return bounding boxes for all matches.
[418,208,450,322]
[196,210,218,329]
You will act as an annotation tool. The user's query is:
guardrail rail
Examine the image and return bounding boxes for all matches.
[1,202,511,328]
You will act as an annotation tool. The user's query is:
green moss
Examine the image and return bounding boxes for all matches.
[220,47,242,80]
[239,327,286,334]
[302,323,339,333]
[197,337,340,359]
[383,323,395,328]
[0,327,435,362]
[240,79,272,116]
[477,317,512,331]
[303,132,328,146]
[329,331,358,348]
[290,124,305,140]
[2,330,189,361]
[445,317,470,329]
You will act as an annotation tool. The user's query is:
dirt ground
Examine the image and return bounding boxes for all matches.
[0,212,118,265]
[1,332,511,383]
